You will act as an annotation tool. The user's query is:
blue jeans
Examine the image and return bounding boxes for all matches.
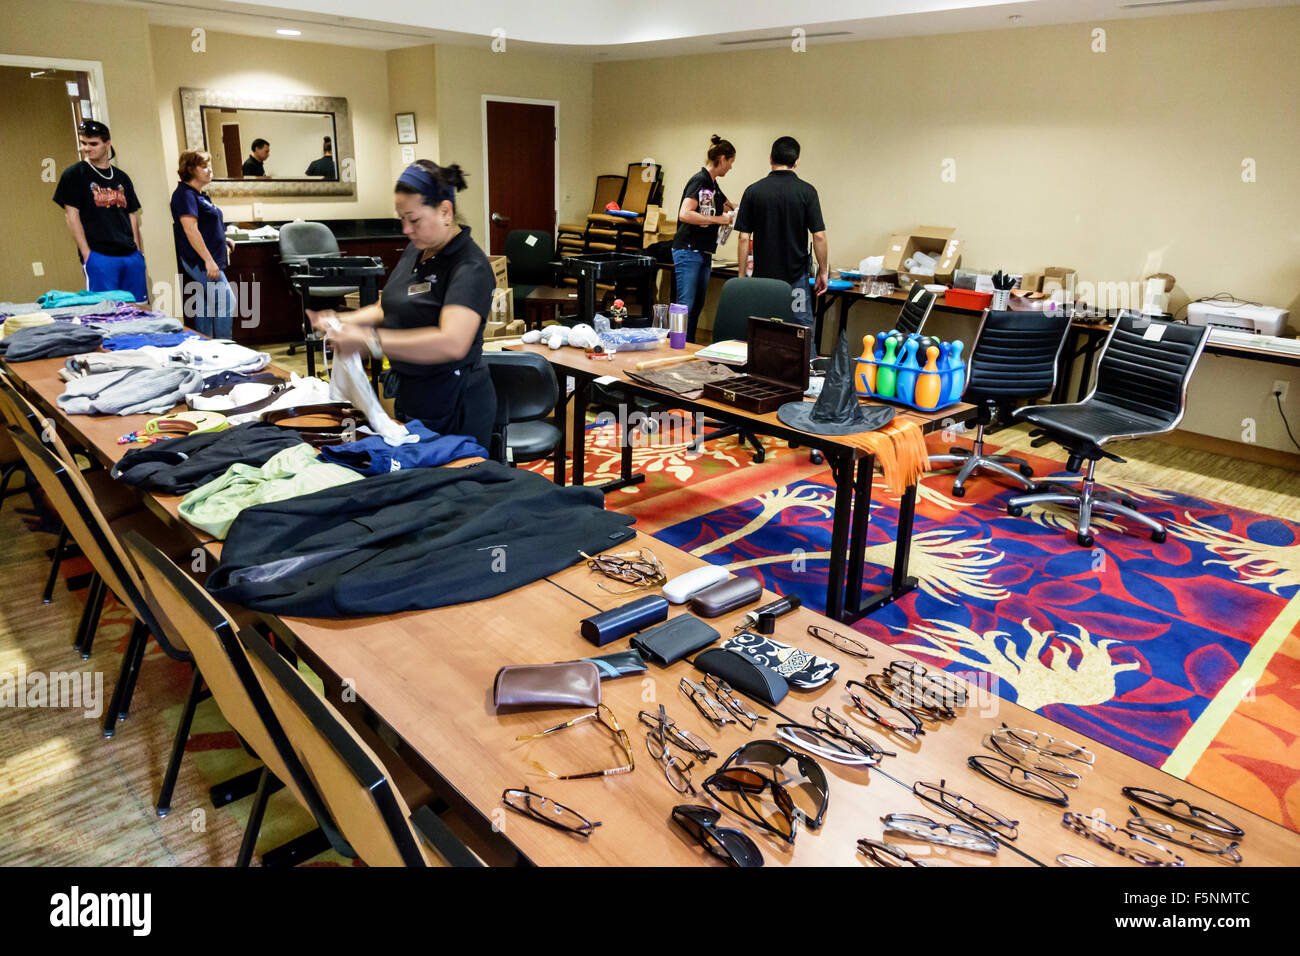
[672,248,712,343]
[84,249,148,301]
[181,260,236,339]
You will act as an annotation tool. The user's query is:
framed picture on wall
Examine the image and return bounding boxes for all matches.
[395,112,417,144]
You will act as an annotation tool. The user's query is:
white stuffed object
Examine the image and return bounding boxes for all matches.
[521,323,600,350]
[567,323,599,349]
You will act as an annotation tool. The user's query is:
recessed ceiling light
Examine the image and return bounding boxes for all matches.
[276,29,302,36]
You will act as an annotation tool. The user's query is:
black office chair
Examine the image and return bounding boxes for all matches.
[1005,313,1209,547]
[483,352,563,465]
[927,309,1071,497]
[506,230,557,318]
[279,222,359,371]
[690,277,797,464]
[896,285,937,336]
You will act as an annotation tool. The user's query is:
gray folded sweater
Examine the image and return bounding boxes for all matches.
[0,323,104,362]
[58,366,205,416]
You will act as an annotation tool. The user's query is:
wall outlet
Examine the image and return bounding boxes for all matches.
[1273,380,1289,403]
[31,261,44,276]
[252,202,265,220]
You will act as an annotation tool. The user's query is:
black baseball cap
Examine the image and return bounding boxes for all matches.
[78,120,111,140]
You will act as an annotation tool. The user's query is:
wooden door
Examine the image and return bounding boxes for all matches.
[484,100,555,255]
[222,124,242,179]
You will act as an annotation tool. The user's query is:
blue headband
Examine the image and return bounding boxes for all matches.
[397,164,456,207]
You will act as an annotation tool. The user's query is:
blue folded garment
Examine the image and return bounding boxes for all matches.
[101,331,201,351]
[37,289,137,309]
[809,277,854,290]
[317,420,487,475]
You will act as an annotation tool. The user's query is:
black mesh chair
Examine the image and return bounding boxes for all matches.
[1006,313,1209,547]
[279,222,359,371]
[505,229,556,318]
[928,309,1071,497]
[483,352,563,465]
[896,285,937,336]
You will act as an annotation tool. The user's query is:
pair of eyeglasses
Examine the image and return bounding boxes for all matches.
[1062,811,1184,867]
[807,625,874,660]
[857,838,928,867]
[887,660,968,709]
[845,679,925,740]
[968,754,1070,807]
[703,674,766,731]
[1056,854,1097,867]
[515,703,635,780]
[641,706,698,794]
[912,779,1020,841]
[880,813,999,855]
[1125,806,1242,863]
[501,786,601,838]
[703,740,830,845]
[671,805,763,867]
[863,671,954,721]
[637,707,716,761]
[580,548,667,593]
[994,724,1094,765]
[776,710,895,768]
[679,678,734,729]
[1121,787,1244,840]
[983,733,1082,788]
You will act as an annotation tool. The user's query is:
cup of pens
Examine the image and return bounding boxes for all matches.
[991,270,1014,310]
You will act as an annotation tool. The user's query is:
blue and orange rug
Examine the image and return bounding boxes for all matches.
[530,421,1300,832]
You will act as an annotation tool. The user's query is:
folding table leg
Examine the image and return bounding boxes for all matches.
[823,451,853,621]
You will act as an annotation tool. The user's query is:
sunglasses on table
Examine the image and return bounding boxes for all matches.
[1120,786,1244,840]
[515,703,635,781]
[1062,811,1184,867]
[703,740,830,845]
[671,805,764,867]
[638,706,716,761]
[857,838,929,868]
[880,813,999,855]
[845,679,925,740]
[1125,806,1242,863]
[912,779,1020,841]
[501,786,601,838]
[967,754,1070,807]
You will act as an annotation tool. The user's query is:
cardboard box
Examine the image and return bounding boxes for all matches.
[881,226,962,285]
[489,255,509,290]
[1016,271,1043,294]
[1040,266,1077,299]
[490,286,515,323]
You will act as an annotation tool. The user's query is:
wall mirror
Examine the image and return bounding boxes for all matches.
[180,87,355,197]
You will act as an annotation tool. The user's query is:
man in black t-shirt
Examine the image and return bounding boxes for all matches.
[242,139,270,177]
[52,120,149,301]
[734,136,828,329]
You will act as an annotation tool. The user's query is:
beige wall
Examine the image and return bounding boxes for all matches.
[150,25,396,226]
[387,45,438,186]
[0,0,172,303]
[434,45,593,246]
[0,68,84,301]
[593,7,1300,454]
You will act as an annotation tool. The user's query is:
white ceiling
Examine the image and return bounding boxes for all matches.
[111,0,1298,54]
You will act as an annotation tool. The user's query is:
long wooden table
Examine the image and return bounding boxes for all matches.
[512,338,975,624]
[7,351,1300,868]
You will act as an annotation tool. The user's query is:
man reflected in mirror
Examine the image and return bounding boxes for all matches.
[242,138,271,178]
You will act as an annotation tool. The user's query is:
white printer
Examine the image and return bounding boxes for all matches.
[1187,299,1288,336]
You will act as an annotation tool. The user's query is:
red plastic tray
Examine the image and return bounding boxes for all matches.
[943,289,993,310]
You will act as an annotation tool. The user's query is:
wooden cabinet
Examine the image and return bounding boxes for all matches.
[224,231,409,345]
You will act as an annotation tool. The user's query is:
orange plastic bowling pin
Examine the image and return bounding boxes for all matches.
[859,335,877,393]
[915,346,942,409]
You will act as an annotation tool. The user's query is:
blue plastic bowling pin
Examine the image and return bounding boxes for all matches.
[876,337,899,398]
[937,342,951,371]
[896,338,921,405]
[874,330,889,360]
[946,340,966,404]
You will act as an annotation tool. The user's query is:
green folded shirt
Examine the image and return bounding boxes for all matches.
[179,442,363,539]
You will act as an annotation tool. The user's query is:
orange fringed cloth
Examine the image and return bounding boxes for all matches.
[840,419,928,495]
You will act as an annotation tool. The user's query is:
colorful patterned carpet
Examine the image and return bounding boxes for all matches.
[528,420,1300,833]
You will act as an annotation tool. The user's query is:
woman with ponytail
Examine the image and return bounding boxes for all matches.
[309,159,497,446]
[671,134,736,343]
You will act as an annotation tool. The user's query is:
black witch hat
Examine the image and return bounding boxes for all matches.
[777,329,895,436]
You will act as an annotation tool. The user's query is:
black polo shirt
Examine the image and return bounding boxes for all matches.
[242,156,265,177]
[380,225,495,378]
[734,170,825,285]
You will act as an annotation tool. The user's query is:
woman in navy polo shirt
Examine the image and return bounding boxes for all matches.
[170,150,236,337]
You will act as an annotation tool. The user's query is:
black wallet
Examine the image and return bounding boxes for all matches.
[630,614,720,666]
[580,595,669,647]
[693,648,789,706]
[580,649,648,680]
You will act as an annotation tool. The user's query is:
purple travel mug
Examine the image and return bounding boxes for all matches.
[669,303,688,349]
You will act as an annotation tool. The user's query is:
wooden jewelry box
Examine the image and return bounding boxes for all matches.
[702,317,810,414]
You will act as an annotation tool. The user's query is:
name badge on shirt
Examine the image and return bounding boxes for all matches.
[407,281,432,295]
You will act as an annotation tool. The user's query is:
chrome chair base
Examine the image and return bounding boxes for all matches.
[927,423,1036,498]
[1005,460,1167,548]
